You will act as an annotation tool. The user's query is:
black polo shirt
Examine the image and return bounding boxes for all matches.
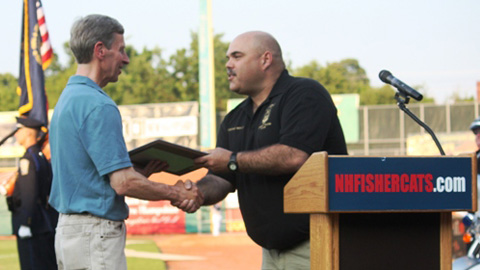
[215,70,347,250]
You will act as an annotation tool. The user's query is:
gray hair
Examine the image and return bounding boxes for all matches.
[70,14,124,63]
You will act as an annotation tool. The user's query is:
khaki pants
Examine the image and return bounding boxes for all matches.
[261,240,310,270]
[55,213,127,270]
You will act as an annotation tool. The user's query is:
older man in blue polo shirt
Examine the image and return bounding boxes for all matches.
[49,14,202,270]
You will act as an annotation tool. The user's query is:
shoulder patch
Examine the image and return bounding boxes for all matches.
[19,159,30,176]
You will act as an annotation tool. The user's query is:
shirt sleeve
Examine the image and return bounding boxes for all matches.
[13,156,37,227]
[79,104,132,176]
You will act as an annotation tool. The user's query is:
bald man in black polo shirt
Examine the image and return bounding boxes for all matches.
[178,31,348,269]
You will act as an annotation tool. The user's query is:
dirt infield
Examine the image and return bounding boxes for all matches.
[149,232,262,270]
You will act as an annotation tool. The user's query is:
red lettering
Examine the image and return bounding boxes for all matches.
[360,174,365,192]
[424,174,434,192]
[336,173,434,193]
[401,174,409,192]
[335,174,344,192]
[391,174,400,192]
[366,174,374,192]
[385,174,391,192]
[345,174,354,192]
[410,175,418,192]
[416,174,424,192]
[375,174,384,192]
[354,174,363,192]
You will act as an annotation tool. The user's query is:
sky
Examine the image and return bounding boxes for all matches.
[1,0,479,104]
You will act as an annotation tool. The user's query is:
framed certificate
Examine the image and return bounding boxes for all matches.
[129,139,207,175]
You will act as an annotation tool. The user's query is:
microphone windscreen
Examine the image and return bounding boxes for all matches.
[378,70,392,84]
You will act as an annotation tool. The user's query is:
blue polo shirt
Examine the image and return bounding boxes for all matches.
[49,76,132,220]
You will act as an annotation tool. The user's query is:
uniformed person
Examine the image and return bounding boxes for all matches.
[470,116,480,170]
[7,117,58,270]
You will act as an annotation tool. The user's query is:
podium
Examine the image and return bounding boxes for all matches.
[284,152,476,270]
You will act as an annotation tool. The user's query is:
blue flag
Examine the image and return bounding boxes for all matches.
[17,0,52,130]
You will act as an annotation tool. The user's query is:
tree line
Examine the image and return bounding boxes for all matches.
[0,32,436,113]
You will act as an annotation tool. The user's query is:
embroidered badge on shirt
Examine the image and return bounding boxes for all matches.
[259,104,275,130]
[19,159,30,176]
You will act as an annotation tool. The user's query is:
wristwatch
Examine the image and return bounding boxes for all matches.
[228,152,239,172]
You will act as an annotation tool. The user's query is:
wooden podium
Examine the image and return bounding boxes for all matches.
[284,152,476,270]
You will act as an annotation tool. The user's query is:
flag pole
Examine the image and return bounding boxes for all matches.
[0,128,19,147]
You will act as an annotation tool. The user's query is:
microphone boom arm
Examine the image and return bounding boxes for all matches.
[394,93,445,156]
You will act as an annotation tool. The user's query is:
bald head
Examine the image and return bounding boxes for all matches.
[232,31,285,70]
[226,31,286,100]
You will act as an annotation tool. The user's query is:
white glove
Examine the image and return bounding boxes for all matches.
[18,225,32,239]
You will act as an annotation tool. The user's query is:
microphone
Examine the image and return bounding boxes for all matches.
[379,70,423,101]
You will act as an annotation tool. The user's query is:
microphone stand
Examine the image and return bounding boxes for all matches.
[394,92,445,156]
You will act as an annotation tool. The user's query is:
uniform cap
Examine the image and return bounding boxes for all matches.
[470,116,480,132]
[16,117,44,129]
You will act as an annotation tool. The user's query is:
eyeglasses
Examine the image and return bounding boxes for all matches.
[473,129,480,135]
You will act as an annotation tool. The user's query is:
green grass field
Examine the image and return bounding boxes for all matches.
[0,238,167,270]
[0,238,18,270]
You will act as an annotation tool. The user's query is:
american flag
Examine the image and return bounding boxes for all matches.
[17,0,52,129]
[36,0,53,70]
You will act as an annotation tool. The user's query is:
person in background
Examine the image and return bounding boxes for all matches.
[470,116,480,212]
[175,31,348,269]
[40,133,51,161]
[211,202,222,236]
[7,117,58,269]
[470,116,480,170]
[49,14,202,270]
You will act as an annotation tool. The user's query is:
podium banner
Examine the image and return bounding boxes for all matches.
[329,156,473,211]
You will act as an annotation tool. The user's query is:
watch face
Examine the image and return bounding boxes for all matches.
[228,162,237,171]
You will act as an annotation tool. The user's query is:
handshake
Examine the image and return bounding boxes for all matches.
[134,160,204,213]
[136,154,231,214]
[170,180,204,213]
